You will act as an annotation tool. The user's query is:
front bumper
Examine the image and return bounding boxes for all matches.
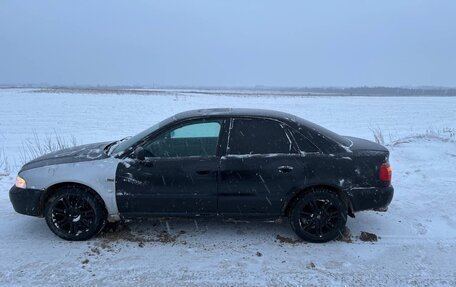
[347,185,394,212]
[9,185,44,217]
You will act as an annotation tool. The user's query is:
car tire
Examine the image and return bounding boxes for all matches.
[44,186,106,241]
[290,188,347,243]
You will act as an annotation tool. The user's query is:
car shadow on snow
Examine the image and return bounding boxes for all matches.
[18,215,383,246]
[98,218,304,247]
[15,217,56,240]
[97,216,381,247]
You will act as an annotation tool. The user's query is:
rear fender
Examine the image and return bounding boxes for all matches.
[282,183,353,217]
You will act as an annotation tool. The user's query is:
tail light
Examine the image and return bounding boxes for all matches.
[379,163,392,182]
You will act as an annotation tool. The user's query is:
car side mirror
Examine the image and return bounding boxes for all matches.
[133,146,146,161]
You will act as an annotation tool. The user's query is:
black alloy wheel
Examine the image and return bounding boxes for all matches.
[44,187,105,241]
[290,188,347,243]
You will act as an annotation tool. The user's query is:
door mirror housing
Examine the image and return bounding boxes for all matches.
[133,146,146,161]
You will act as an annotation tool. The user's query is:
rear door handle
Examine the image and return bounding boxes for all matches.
[278,165,294,173]
[196,170,212,175]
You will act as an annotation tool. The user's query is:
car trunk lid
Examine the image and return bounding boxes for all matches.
[344,136,388,153]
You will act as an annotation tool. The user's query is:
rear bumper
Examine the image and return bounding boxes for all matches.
[9,185,43,217]
[347,185,394,212]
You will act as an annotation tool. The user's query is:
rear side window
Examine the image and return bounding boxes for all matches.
[227,118,295,155]
[291,129,320,153]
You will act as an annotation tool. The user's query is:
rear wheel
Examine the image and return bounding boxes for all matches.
[44,187,106,241]
[290,188,347,243]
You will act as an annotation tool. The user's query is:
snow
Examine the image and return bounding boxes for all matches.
[1,88,456,286]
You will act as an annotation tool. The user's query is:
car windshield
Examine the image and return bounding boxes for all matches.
[109,116,175,155]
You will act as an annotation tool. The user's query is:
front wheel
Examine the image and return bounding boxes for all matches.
[44,187,106,241]
[290,189,347,243]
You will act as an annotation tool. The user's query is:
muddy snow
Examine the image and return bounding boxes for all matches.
[0,88,455,286]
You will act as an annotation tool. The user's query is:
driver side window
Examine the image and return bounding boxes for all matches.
[142,121,222,158]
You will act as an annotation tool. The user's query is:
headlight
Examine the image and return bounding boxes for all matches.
[15,176,27,189]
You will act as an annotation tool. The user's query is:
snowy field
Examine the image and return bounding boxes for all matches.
[0,88,456,286]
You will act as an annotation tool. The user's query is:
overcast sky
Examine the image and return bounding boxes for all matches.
[1,0,455,87]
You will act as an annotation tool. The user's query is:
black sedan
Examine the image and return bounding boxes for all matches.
[10,108,393,242]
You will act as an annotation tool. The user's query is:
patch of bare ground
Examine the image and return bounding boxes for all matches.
[275,234,303,244]
[337,227,353,243]
[307,262,316,269]
[79,221,188,267]
[359,231,379,242]
[99,221,184,246]
[276,227,353,244]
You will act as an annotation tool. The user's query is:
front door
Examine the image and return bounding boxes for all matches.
[116,119,225,216]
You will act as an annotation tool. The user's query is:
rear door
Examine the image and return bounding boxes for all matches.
[218,117,306,216]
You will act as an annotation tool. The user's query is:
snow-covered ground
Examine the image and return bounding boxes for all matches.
[0,88,455,286]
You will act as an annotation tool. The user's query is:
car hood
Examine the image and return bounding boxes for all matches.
[20,142,111,172]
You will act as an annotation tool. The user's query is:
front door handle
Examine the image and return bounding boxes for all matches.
[140,160,154,167]
[278,165,294,173]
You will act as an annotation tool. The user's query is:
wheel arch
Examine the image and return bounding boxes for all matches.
[40,182,108,217]
[282,184,354,217]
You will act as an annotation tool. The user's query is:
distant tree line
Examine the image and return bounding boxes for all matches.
[2,85,456,96]
[253,86,456,96]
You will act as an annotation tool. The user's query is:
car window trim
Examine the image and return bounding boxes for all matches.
[225,116,301,156]
[123,117,227,160]
[287,126,323,155]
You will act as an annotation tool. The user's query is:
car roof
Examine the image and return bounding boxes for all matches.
[172,108,351,150]
[174,108,298,121]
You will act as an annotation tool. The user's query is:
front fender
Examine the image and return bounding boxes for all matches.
[18,157,121,219]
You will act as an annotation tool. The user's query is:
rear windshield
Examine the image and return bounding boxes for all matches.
[294,116,352,147]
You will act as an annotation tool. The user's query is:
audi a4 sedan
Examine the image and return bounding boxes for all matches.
[10,108,393,242]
